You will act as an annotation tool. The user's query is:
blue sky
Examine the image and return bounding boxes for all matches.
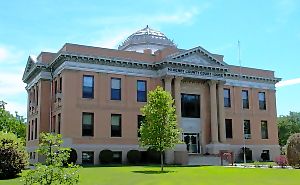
[0,0,299,117]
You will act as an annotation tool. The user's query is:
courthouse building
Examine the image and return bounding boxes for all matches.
[23,26,281,165]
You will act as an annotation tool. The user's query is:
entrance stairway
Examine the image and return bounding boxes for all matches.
[188,154,229,166]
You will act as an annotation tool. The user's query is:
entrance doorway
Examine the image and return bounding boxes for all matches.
[182,133,200,154]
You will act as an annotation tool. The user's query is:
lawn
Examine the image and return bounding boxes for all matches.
[1,166,299,185]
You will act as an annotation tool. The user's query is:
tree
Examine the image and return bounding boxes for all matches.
[23,133,80,185]
[277,112,300,147]
[286,133,300,168]
[139,86,181,171]
[0,131,28,179]
[0,101,26,139]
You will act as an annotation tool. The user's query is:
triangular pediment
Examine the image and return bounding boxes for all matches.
[168,46,227,67]
[22,56,37,81]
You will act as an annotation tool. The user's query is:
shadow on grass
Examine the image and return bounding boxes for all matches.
[0,174,22,180]
[132,170,176,174]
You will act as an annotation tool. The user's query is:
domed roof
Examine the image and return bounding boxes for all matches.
[118,25,176,52]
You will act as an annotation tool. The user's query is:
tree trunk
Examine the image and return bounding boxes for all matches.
[160,151,164,172]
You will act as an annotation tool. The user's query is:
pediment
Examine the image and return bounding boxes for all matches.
[22,56,37,81]
[168,46,227,67]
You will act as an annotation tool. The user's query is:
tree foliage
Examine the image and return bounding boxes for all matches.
[0,131,28,179]
[139,86,181,171]
[277,112,300,146]
[0,101,26,139]
[286,133,300,168]
[23,133,80,185]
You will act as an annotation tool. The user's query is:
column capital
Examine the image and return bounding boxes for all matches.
[217,80,226,86]
[208,80,217,86]
[162,75,173,82]
[174,76,183,83]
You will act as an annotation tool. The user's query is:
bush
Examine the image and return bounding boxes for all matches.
[286,133,300,168]
[275,155,288,168]
[127,150,141,164]
[99,150,113,164]
[0,131,28,179]
[147,148,162,164]
[67,148,78,164]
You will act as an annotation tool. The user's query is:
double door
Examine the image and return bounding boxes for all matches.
[182,133,200,154]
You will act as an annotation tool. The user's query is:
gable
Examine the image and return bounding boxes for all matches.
[22,56,36,81]
[168,46,227,66]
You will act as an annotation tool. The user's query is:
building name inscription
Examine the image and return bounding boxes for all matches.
[167,67,224,78]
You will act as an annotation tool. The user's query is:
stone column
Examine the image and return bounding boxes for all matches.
[208,80,219,143]
[164,76,172,93]
[218,81,226,143]
[174,77,183,126]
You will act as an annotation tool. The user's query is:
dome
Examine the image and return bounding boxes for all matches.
[118,25,176,53]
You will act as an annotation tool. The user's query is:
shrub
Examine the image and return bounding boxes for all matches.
[67,148,78,164]
[275,155,288,168]
[286,133,300,168]
[127,150,141,164]
[147,148,162,164]
[99,150,113,164]
[0,131,28,179]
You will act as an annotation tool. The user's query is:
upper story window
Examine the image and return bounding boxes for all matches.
[137,80,147,102]
[54,80,58,94]
[259,92,266,110]
[261,120,268,139]
[82,112,94,136]
[181,93,200,118]
[111,114,122,137]
[82,75,94,99]
[224,88,231,107]
[111,78,121,100]
[242,90,249,109]
[243,120,251,139]
[59,77,62,93]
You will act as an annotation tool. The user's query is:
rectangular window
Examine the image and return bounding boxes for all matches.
[261,120,268,139]
[82,75,94,99]
[82,151,94,165]
[54,80,58,94]
[34,118,37,139]
[36,86,39,106]
[52,115,56,133]
[259,92,266,110]
[242,90,249,109]
[181,93,200,118]
[111,114,121,137]
[111,78,121,100]
[58,113,61,134]
[137,115,145,137]
[112,151,122,164]
[137,80,147,102]
[224,88,231,107]
[59,77,62,92]
[225,119,233,139]
[82,113,94,136]
[28,122,30,141]
[262,150,270,161]
[243,120,251,139]
[31,121,34,140]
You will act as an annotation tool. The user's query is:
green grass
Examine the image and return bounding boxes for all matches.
[1,166,299,185]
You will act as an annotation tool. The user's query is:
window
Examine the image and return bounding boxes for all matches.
[34,118,37,139]
[243,120,251,139]
[58,113,61,134]
[137,80,147,102]
[82,151,94,165]
[261,150,270,161]
[242,90,249,109]
[82,75,94,98]
[59,77,62,92]
[261,121,268,139]
[137,115,145,137]
[28,123,30,141]
[259,92,266,110]
[111,114,121,137]
[52,115,56,133]
[225,119,233,139]
[111,78,121,100]
[224,89,231,107]
[82,113,94,136]
[181,94,200,118]
[36,86,39,106]
[31,121,34,140]
[112,151,122,163]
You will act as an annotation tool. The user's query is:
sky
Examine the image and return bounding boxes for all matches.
[0,0,299,117]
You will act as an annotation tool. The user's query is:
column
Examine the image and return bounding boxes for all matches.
[174,77,183,126]
[208,80,219,143]
[163,76,172,93]
[218,81,226,143]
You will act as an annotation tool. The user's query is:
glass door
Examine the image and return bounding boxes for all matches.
[182,133,200,154]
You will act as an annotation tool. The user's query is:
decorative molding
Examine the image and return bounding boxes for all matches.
[225,79,275,90]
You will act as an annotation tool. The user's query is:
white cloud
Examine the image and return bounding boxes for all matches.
[0,45,25,64]
[5,101,27,118]
[276,78,300,88]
